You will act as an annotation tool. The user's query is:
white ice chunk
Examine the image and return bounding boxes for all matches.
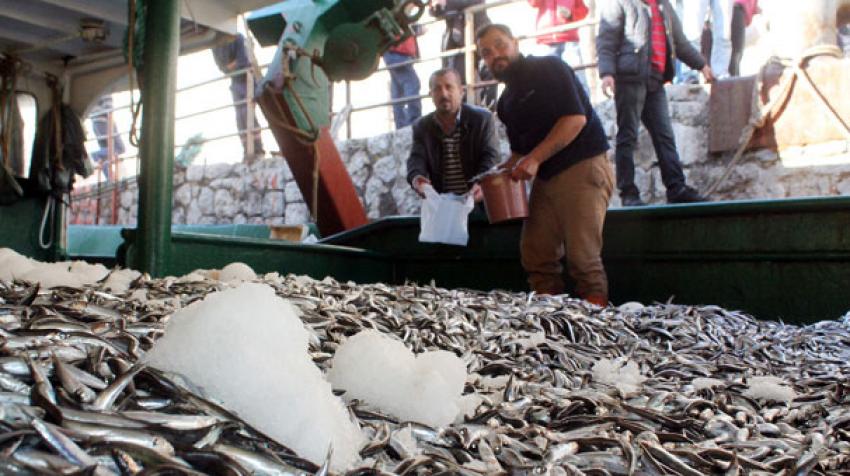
[327,330,467,428]
[102,269,141,293]
[591,357,646,395]
[390,425,422,458]
[618,301,645,313]
[0,248,36,282]
[743,376,797,403]
[219,262,256,282]
[3,251,108,289]
[292,275,317,287]
[68,261,110,284]
[456,394,485,422]
[146,283,365,471]
[176,270,208,283]
[18,262,81,288]
[129,288,148,302]
[515,331,546,348]
[476,374,510,391]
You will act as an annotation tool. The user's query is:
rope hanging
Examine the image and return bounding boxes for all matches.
[705,45,847,196]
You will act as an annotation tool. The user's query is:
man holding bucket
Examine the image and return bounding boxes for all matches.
[406,68,500,201]
[476,24,614,307]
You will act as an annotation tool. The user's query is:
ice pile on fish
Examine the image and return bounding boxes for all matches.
[146,283,366,471]
[327,329,467,428]
[0,247,849,474]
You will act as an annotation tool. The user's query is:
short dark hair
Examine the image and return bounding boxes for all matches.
[428,68,462,90]
[475,23,514,43]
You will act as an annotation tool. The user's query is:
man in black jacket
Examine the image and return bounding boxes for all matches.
[597,0,712,205]
[406,68,499,200]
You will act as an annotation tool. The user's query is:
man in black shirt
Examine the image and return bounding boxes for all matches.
[476,24,614,307]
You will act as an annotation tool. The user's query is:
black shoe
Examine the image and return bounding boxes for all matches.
[621,194,646,207]
[668,186,708,204]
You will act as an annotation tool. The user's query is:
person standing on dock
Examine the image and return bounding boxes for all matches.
[527,0,591,93]
[476,24,613,307]
[383,34,422,129]
[406,68,500,201]
[597,0,712,206]
[212,34,265,163]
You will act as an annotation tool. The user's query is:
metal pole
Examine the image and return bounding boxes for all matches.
[108,109,118,224]
[246,69,255,158]
[463,10,475,105]
[345,80,352,139]
[136,0,180,276]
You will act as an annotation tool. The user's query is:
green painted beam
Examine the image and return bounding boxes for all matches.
[321,197,850,323]
[135,0,180,276]
[120,230,393,283]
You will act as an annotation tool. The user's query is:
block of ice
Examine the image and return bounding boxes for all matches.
[102,269,142,293]
[146,283,365,471]
[591,357,646,395]
[0,249,109,288]
[327,330,468,428]
[219,262,256,282]
[0,248,36,282]
[17,261,108,288]
[743,376,797,403]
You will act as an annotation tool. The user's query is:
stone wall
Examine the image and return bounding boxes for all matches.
[70,84,850,226]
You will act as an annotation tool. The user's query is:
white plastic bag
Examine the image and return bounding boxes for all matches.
[418,185,475,246]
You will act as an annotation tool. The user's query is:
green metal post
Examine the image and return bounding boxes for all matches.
[135,0,180,276]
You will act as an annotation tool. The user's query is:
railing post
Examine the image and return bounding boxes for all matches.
[583,0,599,103]
[246,68,255,158]
[107,109,119,224]
[345,80,352,139]
[464,10,476,105]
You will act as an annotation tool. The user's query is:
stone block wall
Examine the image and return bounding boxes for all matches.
[70,84,850,226]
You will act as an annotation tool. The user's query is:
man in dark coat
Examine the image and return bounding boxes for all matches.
[597,0,712,205]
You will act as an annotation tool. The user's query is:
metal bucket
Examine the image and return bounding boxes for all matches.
[479,171,529,224]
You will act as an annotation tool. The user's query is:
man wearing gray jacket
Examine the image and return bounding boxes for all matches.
[597,0,713,205]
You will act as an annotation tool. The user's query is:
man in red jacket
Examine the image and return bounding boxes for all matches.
[527,0,590,92]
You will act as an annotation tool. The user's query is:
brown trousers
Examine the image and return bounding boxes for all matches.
[520,153,614,299]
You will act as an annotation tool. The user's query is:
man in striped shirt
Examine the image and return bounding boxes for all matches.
[407,69,500,200]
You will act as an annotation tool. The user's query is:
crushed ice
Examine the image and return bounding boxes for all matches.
[146,283,366,471]
[327,329,467,428]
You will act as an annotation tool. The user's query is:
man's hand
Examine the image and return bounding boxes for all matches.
[498,154,521,172]
[701,65,715,83]
[510,156,540,181]
[469,183,484,202]
[601,75,615,98]
[557,6,572,20]
[412,176,431,198]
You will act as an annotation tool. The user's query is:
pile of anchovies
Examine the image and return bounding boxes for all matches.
[0,273,849,475]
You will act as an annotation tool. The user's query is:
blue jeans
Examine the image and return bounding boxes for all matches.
[681,0,735,80]
[383,51,422,129]
[230,78,264,156]
[614,80,688,199]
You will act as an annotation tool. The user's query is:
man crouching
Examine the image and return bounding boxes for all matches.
[476,24,613,307]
